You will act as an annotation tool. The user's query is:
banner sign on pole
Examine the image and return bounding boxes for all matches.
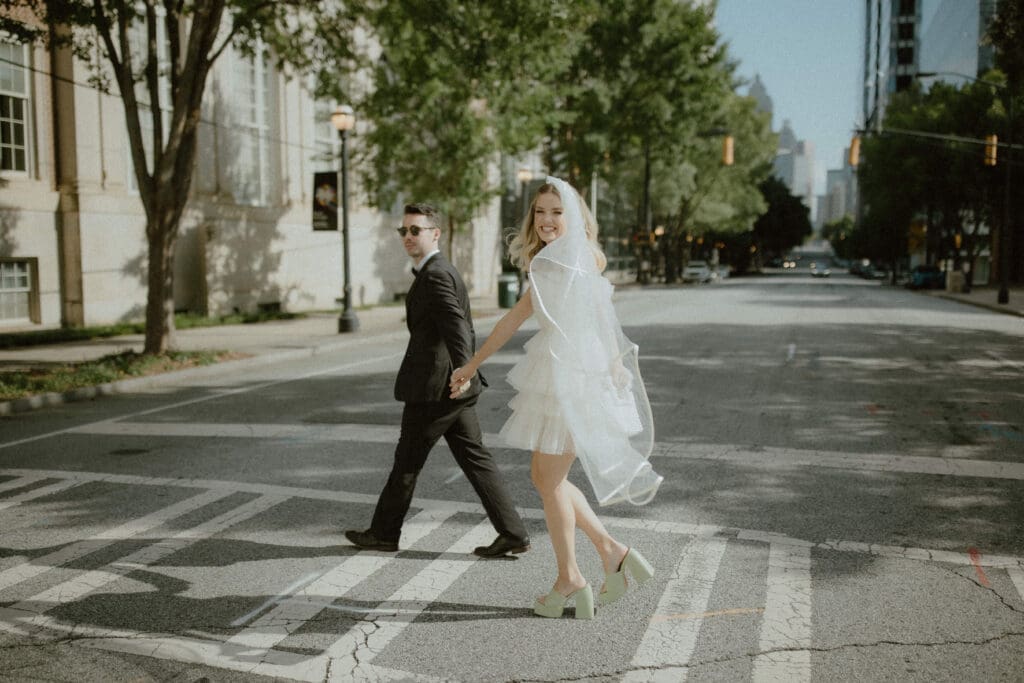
[312,172,338,231]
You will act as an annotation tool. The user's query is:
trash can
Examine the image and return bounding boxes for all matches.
[946,270,965,293]
[497,273,519,308]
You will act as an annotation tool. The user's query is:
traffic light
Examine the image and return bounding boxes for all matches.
[722,135,734,166]
[848,136,861,167]
[984,134,998,166]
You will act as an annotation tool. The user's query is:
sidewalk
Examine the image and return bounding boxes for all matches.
[922,284,1024,319]
[0,296,506,415]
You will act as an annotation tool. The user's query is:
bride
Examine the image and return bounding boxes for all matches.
[450,175,662,619]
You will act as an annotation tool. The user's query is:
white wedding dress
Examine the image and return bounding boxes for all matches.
[495,176,662,507]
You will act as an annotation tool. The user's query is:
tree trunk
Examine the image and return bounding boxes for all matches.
[144,214,177,354]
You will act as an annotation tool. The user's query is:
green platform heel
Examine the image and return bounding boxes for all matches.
[598,548,654,606]
[533,584,595,620]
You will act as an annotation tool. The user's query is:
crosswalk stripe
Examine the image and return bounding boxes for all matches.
[65,421,1024,482]
[624,536,729,681]
[1007,567,1024,605]
[0,494,288,633]
[0,475,45,493]
[753,543,813,682]
[0,488,233,593]
[224,507,456,652]
[321,519,496,682]
[0,479,83,512]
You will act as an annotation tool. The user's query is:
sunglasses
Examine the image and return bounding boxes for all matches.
[396,225,437,237]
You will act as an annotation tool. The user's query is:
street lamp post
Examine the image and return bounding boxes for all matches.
[331,104,359,333]
[917,71,1012,304]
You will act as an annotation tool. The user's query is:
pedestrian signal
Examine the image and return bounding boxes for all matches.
[984,134,998,166]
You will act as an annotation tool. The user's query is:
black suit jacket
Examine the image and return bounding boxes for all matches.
[394,253,486,403]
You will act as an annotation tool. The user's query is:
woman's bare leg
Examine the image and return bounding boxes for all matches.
[562,480,628,575]
[531,451,587,597]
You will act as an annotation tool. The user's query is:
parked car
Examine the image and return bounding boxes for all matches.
[906,264,945,290]
[682,260,713,283]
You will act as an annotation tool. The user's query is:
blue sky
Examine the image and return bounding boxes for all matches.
[714,1,865,196]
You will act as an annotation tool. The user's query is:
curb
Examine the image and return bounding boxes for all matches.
[0,326,410,417]
[0,311,506,418]
[932,292,1024,319]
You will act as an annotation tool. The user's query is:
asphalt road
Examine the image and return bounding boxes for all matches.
[1,272,1023,682]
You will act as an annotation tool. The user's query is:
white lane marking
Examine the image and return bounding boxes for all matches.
[2,468,1021,570]
[1007,567,1024,604]
[322,519,495,682]
[64,421,1024,482]
[70,421,401,443]
[0,488,233,593]
[0,352,403,452]
[624,536,729,682]
[753,543,812,682]
[0,479,83,512]
[225,507,455,649]
[0,475,45,493]
[787,343,796,362]
[656,441,1024,482]
[0,494,287,632]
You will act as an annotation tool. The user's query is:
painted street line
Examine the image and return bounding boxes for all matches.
[62,420,1024,482]
[752,544,813,683]
[0,351,403,452]
[323,519,496,682]
[0,494,287,634]
[3,467,1021,571]
[224,507,455,651]
[656,441,1024,482]
[624,536,729,682]
[1007,567,1024,605]
[0,479,84,512]
[0,474,47,494]
[0,488,233,593]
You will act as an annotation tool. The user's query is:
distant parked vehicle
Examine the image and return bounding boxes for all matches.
[809,261,831,278]
[682,260,713,283]
[906,264,945,290]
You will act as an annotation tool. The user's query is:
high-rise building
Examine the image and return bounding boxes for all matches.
[748,74,773,128]
[863,0,923,128]
[919,0,998,85]
[772,120,815,216]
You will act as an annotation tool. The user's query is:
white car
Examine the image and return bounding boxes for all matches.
[682,260,712,283]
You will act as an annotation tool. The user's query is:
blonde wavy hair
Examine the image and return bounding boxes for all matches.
[508,182,607,272]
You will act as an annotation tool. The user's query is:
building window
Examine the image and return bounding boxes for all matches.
[0,40,30,174]
[898,0,916,17]
[0,259,34,323]
[227,43,272,205]
[897,46,914,65]
[897,22,914,41]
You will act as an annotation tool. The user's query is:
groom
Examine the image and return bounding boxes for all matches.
[345,203,530,557]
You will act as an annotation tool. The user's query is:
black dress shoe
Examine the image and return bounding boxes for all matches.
[345,529,399,552]
[473,535,531,558]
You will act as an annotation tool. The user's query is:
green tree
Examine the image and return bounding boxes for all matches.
[358,0,589,258]
[858,80,1002,274]
[821,215,855,260]
[1,1,360,353]
[752,176,812,257]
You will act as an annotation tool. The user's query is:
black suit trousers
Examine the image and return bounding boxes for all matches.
[369,397,527,543]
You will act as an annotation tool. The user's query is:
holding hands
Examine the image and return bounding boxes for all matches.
[449,366,475,399]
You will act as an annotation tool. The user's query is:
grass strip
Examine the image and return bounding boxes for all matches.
[0,350,243,401]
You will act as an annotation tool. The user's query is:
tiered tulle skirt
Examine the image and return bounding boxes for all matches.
[497,332,574,455]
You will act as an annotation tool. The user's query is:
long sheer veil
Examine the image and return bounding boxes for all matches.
[529,176,663,506]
